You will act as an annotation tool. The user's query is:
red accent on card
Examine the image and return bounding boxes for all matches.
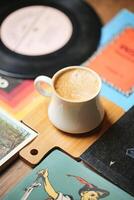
[86,28,134,95]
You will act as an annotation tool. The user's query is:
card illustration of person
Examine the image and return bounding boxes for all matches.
[2,149,134,200]
[38,169,109,200]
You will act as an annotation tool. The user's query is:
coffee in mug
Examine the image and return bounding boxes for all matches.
[54,68,99,102]
[34,66,104,134]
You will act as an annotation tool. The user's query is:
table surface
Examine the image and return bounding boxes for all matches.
[1,0,134,198]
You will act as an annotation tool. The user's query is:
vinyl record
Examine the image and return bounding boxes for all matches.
[0,0,102,79]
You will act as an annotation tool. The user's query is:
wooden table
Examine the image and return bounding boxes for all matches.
[1,0,134,198]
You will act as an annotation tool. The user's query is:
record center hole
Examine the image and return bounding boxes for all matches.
[30,149,38,155]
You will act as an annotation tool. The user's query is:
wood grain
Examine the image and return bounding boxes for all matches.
[19,97,124,165]
[1,0,133,198]
[86,0,134,24]
[0,97,124,198]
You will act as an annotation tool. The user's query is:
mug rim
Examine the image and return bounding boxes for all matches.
[52,66,102,103]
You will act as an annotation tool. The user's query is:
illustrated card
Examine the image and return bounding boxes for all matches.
[87,27,134,96]
[81,106,134,197]
[2,149,134,200]
[0,109,37,170]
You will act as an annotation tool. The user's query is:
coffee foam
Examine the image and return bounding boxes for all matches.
[54,68,100,101]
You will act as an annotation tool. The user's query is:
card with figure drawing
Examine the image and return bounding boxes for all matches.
[0,109,37,170]
[2,149,134,200]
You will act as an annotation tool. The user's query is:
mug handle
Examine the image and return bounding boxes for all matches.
[34,75,52,97]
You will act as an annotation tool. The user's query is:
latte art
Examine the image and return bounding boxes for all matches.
[54,68,100,101]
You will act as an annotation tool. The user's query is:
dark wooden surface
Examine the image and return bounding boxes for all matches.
[1,1,134,198]
[86,0,134,24]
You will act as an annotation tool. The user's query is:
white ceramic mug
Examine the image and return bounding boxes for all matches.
[34,66,104,134]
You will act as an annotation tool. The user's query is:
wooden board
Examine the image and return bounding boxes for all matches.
[19,96,124,165]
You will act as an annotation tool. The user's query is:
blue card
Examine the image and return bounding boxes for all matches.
[2,149,134,200]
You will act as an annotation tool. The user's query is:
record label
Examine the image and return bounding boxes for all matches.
[0,5,73,56]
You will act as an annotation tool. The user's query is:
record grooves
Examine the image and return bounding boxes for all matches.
[0,0,102,79]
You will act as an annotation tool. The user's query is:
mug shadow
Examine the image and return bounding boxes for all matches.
[60,111,113,138]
